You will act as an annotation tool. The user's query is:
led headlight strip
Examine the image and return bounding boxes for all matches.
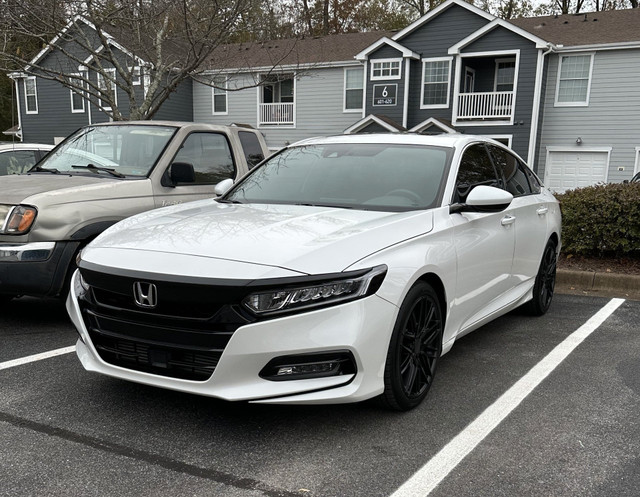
[242,265,387,317]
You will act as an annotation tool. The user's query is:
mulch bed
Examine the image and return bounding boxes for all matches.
[557,254,640,276]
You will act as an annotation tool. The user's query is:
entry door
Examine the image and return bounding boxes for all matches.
[464,68,475,93]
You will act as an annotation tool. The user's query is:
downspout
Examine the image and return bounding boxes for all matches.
[527,43,555,169]
[403,58,411,129]
[8,72,25,142]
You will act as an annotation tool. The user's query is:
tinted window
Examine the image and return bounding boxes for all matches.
[522,163,542,193]
[0,150,38,175]
[488,145,531,197]
[238,131,265,169]
[455,144,498,202]
[226,143,452,211]
[173,132,235,184]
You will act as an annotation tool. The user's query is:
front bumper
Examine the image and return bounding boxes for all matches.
[0,240,80,297]
[66,270,399,405]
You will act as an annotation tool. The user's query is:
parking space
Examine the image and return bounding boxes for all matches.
[1,294,638,497]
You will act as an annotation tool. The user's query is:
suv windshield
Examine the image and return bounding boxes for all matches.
[226,142,451,211]
[35,125,177,177]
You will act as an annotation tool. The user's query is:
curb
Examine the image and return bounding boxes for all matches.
[556,269,640,301]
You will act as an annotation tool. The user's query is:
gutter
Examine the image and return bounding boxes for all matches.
[527,43,556,169]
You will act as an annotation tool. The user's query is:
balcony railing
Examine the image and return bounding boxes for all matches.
[456,91,514,121]
[259,102,294,126]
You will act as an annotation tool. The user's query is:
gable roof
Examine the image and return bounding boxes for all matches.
[511,8,640,48]
[355,37,420,61]
[203,31,392,71]
[448,17,550,54]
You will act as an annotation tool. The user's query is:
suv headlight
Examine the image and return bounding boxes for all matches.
[0,204,38,234]
[242,265,387,317]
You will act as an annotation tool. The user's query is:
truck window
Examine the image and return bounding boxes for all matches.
[238,131,265,169]
[172,132,235,184]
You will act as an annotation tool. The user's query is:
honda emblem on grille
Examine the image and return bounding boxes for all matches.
[133,281,158,308]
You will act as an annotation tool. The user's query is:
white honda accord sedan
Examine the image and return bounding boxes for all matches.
[67,133,561,410]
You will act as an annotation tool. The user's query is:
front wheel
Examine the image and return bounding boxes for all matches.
[380,282,443,411]
[526,240,557,316]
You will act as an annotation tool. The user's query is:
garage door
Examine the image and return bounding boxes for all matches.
[545,150,609,193]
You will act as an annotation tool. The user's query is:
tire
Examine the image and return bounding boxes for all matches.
[526,240,557,316]
[380,281,443,411]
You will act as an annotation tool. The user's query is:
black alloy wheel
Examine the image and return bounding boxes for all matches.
[381,281,443,411]
[526,240,557,316]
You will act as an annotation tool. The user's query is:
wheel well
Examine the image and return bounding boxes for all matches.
[416,273,447,325]
[549,232,559,249]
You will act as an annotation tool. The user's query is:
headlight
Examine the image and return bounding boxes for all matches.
[242,265,387,317]
[73,270,90,298]
[0,205,38,234]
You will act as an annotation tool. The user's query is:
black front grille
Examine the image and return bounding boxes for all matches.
[79,268,255,381]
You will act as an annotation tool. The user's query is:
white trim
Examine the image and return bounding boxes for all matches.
[69,72,86,113]
[544,147,612,191]
[256,73,297,129]
[420,56,453,110]
[448,18,549,55]
[485,134,512,147]
[393,0,494,42]
[201,60,364,76]
[23,76,38,114]
[362,61,368,119]
[409,117,457,134]
[344,115,402,134]
[343,66,364,113]
[370,58,402,81]
[355,37,420,61]
[527,46,554,168]
[452,49,520,126]
[212,76,228,115]
[555,41,640,53]
[554,53,594,107]
[129,66,141,85]
[403,58,410,128]
[634,147,640,176]
[9,75,24,140]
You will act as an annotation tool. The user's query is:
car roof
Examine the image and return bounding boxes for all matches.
[288,133,501,149]
[0,142,54,151]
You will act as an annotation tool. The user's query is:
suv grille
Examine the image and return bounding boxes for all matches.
[79,268,254,381]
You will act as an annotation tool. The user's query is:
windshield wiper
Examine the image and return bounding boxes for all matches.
[72,163,125,178]
[216,198,243,204]
[29,165,61,174]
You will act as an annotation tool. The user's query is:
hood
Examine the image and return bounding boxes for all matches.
[86,201,434,275]
[0,173,144,206]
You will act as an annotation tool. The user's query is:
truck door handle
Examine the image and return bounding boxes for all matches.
[501,215,516,226]
[536,207,548,216]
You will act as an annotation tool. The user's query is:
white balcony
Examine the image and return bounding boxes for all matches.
[259,103,294,126]
[456,91,514,121]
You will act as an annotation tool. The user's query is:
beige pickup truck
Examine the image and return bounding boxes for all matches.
[0,121,269,301]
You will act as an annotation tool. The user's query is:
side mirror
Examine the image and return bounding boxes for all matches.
[214,178,234,196]
[450,185,513,214]
[166,162,196,186]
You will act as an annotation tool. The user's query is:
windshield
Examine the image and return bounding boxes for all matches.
[35,125,177,177]
[225,142,452,211]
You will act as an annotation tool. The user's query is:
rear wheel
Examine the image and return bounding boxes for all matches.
[380,282,443,411]
[526,240,557,316]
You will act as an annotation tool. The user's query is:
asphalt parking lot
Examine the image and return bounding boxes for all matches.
[1,294,638,497]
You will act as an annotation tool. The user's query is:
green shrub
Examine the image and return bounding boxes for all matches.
[555,182,640,257]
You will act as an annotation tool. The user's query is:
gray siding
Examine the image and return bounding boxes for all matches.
[153,79,193,122]
[365,44,405,125]
[535,49,640,184]
[193,67,366,150]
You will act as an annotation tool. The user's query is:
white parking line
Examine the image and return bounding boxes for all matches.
[391,297,625,497]
[0,346,76,371]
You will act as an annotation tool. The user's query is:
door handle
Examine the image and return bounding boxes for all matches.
[501,215,516,226]
[536,207,549,216]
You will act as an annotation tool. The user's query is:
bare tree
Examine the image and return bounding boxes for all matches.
[0,0,258,120]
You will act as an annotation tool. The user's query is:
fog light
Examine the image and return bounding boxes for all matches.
[260,351,356,381]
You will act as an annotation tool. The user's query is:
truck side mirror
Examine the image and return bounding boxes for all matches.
[166,162,196,186]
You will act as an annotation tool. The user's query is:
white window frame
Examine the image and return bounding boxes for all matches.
[97,68,117,111]
[554,53,594,107]
[370,58,402,81]
[634,147,640,176]
[69,72,86,113]
[129,66,141,86]
[343,67,364,113]
[24,76,38,114]
[486,135,513,148]
[420,56,452,109]
[494,57,516,92]
[212,76,228,115]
